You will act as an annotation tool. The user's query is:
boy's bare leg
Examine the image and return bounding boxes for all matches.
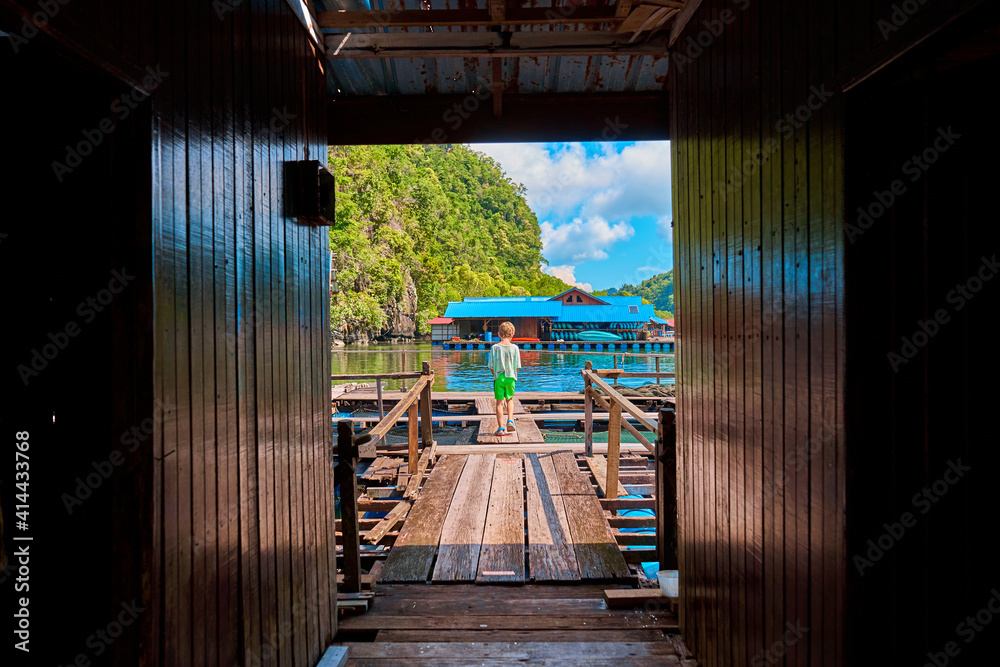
[506,398,515,425]
[495,400,506,432]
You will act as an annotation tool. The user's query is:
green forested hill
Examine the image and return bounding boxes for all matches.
[328,145,572,338]
[598,270,674,318]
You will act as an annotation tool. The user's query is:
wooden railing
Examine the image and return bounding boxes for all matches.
[581,360,674,496]
[334,362,435,594]
[581,360,678,567]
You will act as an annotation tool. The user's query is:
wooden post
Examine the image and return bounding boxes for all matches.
[419,362,434,464]
[606,401,622,499]
[656,407,678,569]
[335,421,363,593]
[613,354,618,385]
[376,378,385,449]
[583,361,593,457]
[407,402,419,475]
[401,350,407,392]
[655,356,661,385]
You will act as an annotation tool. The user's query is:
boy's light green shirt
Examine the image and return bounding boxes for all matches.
[488,342,522,381]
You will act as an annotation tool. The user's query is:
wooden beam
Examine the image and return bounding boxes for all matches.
[492,57,504,119]
[587,387,656,454]
[317,7,626,29]
[335,422,362,594]
[607,403,622,499]
[585,371,658,433]
[489,0,506,22]
[325,31,670,59]
[364,501,411,545]
[365,375,429,442]
[667,0,702,47]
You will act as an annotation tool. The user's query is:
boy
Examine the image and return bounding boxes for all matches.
[487,321,522,436]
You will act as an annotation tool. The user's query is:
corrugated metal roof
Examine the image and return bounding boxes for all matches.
[553,304,656,323]
[650,315,668,324]
[444,299,564,318]
[425,316,454,324]
[443,294,653,321]
[319,0,669,98]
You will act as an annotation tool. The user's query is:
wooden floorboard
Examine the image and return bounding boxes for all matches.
[475,397,522,444]
[338,641,677,659]
[525,453,581,582]
[373,629,672,642]
[552,452,630,580]
[477,454,526,583]
[378,455,468,583]
[432,454,495,582]
[584,455,629,498]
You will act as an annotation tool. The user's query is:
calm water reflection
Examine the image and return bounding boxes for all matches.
[331,343,675,393]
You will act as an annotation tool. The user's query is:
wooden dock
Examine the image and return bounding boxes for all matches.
[377,452,632,584]
[473,397,545,444]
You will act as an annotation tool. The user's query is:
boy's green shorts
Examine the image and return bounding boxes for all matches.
[493,373,516,401]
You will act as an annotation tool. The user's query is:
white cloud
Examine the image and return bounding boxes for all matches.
[540,216,634,264]
[657,215,673,242]
[469,141,672,223]
[637,266,668,275]
[542,264,593,292]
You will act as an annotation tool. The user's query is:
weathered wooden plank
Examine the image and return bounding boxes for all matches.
[364,501,411,545]
[604,589,675,609]
[599,498,655,511]
[378,455,468,582]
[403,451,431,500]
[551,453,630,580]
[374,629,671,643]
[525,453,581,582]
[336,641,677,659]
[585,455,628,499]
[477,455,526,583]
[339,614,678,632]
[433,454,496,581]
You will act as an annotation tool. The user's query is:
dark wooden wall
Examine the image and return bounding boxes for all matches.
[1,1,334,666]
[668,1,990,665]
[843,11,1000,664]
[671,1,845,664]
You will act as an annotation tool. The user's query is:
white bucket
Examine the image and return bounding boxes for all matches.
[658,570,679,597]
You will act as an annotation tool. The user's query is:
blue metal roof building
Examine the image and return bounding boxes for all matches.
[440,287,661,342]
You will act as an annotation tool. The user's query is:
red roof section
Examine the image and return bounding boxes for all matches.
[425,317,454,325]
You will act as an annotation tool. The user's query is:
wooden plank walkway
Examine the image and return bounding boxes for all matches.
[376,455,467,583]
[335,584,685,666]
[433,454,495,582]
[474,396,545,444]
[337,389,674,403]
[378,452,629,584]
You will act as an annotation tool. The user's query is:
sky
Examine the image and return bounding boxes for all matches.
[468,141,672,292]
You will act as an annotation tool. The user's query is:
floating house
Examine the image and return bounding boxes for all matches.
[440,287,660,342]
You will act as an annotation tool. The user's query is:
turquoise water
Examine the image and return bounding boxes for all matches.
[331,343,675,393]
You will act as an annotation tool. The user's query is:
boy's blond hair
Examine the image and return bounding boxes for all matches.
[499,321,515,339]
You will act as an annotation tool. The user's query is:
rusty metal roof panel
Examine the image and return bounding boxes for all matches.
[319,0,670,97]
